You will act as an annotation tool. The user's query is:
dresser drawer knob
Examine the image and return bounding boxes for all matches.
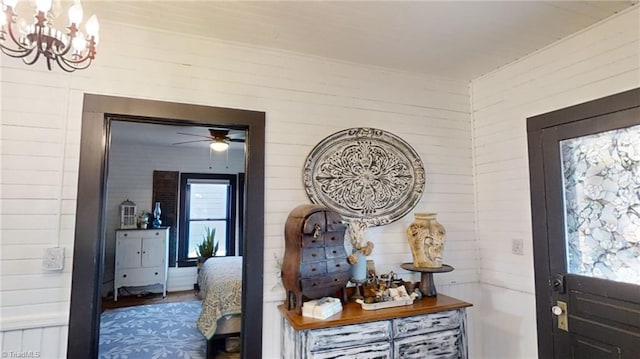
[155,272,158,275]
[123,274,127,278]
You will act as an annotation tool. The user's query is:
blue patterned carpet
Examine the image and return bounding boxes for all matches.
[99,301,206,359]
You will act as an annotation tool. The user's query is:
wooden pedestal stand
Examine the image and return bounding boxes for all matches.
[400,263,454,297]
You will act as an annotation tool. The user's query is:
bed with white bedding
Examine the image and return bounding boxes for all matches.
[196,256,243,340]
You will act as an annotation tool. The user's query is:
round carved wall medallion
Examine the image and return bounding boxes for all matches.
[303,128,425,226]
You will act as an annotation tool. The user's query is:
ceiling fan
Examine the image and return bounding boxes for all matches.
[172,128,245,152]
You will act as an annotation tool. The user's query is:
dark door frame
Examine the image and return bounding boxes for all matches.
[67,94,265,359]
[527,87,639,357]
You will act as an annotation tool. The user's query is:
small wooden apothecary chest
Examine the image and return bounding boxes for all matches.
[280,294,472,359]
[282,204,351,314]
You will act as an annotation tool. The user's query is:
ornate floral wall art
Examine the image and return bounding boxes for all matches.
[303,127,425,227]
[560,124,640,285]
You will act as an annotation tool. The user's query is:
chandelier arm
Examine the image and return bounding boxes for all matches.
[21,47,42,65]
[54,55,77,72]
[56,51,94,72]
[0,43,35,58]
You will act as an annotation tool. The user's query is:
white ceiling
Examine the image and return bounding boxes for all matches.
[110,121,246,150]
[85,0,638,80]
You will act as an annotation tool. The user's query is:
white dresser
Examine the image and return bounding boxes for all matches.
[114,228,169,301]
[280,294,471,359]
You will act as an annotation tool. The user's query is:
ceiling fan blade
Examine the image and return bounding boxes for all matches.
[228,138,245,142]
[177,132,212,139]
[172,139,210,145]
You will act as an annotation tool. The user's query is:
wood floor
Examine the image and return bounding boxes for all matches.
[102,290,200,311]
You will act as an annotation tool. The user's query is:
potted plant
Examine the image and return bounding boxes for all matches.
[137,210,150,229]
[196,226,219,265]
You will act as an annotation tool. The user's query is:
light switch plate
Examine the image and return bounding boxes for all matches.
[512,238,524,256]
[43,247,64,271]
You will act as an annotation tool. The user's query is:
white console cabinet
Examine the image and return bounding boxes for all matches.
[114,228,169,301]
[280,294,471,359]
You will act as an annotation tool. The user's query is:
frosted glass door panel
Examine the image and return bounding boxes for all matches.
[560,125,640,285]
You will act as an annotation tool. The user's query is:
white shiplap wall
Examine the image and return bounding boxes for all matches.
[0,20,474,359]
[471,7,639,359]
[103,143,245,295]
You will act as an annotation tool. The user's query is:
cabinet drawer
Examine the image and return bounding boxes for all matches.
[325,258,348,274]
[307,320,391,352]
[302,234,325,248]
[301,272,351,292]
[393,309,461,338]
[302,248,326,263]
[116,267,164,287]
[323,231,344,247]
[308,341,390,359]
[301,262,327,277]
[394,328,461,359]
[324,246,346,259]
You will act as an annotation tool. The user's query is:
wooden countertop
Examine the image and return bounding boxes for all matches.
[279,294,472,331]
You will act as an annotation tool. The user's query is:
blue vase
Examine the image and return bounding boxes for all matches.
[350,251,367,282]
[152,202,162,228]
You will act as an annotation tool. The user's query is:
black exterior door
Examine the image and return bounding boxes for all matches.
[527,88,640,359]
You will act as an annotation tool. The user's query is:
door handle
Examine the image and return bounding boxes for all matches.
[552,300,568,331]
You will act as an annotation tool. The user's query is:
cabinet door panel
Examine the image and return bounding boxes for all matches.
[141,237,165,267]
[116,237,142,268]
[394,329,460,359]
[307,320,391,352]
[309,341,390,359]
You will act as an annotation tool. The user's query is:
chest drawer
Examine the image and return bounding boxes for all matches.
[302,247,326,263]
[301,262,327,277]
[393,309,461,339]
[394,329,461,359]
[302,234,325,248]
[308,341,390,359]
[307,320,391,352]
[301,271,351,292]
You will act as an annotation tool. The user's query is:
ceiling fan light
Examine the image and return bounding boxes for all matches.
[210,141,229,152]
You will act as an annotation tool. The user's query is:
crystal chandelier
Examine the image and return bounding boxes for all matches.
[0,0,99,72]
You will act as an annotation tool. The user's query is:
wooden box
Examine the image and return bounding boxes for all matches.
[282,204,350,314]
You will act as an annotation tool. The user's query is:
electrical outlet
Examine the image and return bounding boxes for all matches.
[512,238,524,256]
[43,247,65,271]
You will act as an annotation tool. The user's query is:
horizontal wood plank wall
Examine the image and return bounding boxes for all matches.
[470,7,639,359]
[0,18,472,358]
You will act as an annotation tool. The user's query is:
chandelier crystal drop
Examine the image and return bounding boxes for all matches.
[0,0,99,72]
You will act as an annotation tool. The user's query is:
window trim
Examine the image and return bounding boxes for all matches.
[178,173,237,267]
